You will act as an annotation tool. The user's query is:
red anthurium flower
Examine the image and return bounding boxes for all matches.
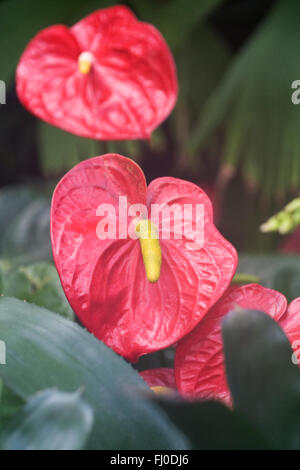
[175,284,290,405]
[51,153,237,362]
[16,5,178,140]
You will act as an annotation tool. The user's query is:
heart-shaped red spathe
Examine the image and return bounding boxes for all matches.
[16,5,178,140]
[175,284,288,405]
[51,154,238,362]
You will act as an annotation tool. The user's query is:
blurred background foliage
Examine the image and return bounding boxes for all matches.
[1,0,300,255]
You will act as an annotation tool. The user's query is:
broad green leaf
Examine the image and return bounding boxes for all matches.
[0,297,187,450]
[1,197,52,266]
[155,398,267,450]
[223,309,300,449]
[38,122,102,177]
[237,254,300,302]
[1,263,74,319]
[0,388,93,450]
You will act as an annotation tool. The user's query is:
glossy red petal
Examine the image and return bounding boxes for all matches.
[175,284,287,405]
[139,368,176,389]
[16,5,178,140]
[51,155,237,362]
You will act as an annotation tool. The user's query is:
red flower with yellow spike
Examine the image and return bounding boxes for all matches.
[16,5,178,140]
[50,153,237,361]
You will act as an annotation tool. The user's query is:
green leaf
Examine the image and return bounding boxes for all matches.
[0,388,93,450]
[223,309,300,449]
[188,0,300,199]
[155,398,267,450]
[237,254,300,302]
[1,263,74,320]
[0,297,187,450]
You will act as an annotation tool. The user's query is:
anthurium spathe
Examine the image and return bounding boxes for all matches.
[175,284,292,405]
[16,5,178,140]
[50,153,238,362]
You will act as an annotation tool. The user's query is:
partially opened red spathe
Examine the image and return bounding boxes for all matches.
[16,5,178,140]
[174,284,289,405]
[50,153,238,362]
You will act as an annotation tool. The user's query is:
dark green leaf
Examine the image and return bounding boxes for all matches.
[0,297,187,450]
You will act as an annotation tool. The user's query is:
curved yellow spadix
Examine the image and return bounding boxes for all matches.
[136,220,162,283]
